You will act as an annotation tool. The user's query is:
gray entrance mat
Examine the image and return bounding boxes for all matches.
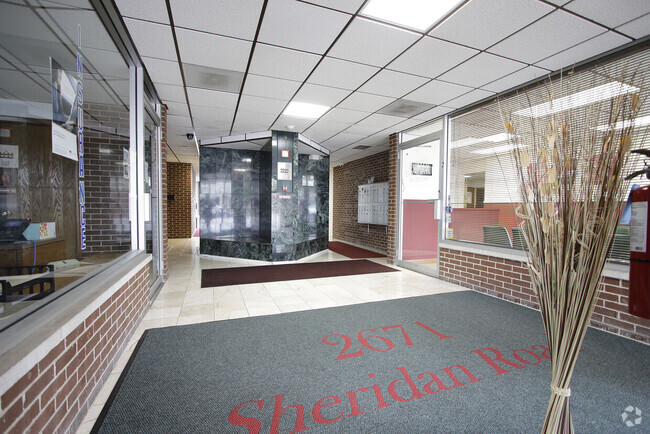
[93,291,650,433]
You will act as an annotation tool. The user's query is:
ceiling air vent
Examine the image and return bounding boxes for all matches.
[377,99,436,118]
[352,145,371,150]
[183,63,243,93]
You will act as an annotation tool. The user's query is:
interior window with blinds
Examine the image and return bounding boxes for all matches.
[445,45,650,261]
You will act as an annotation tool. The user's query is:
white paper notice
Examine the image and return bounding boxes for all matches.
[52,123,78,161]
[278,162,292,181]
[630,201,648,253]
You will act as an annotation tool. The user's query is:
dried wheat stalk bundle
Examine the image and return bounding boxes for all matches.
[500,70,645,433]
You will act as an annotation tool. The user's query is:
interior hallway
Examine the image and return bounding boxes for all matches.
[76,238,465,433]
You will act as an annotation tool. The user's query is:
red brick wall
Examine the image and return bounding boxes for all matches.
[0,263,150,434]
[387,133,399,264]
[333,150,389,253]
[439,248,650,343]
[83,102,132,255]
[167,162,192,238]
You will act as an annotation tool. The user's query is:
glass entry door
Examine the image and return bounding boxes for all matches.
[398,134,441,275]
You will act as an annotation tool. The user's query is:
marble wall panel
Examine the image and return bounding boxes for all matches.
[200,132,329,262]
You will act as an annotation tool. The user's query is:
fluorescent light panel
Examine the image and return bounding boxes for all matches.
[283,102,330,119]
[595,115,650,132]
[514,82,639,118]
[473,144,526,155]
[449,133,513,149]
[361,0,462,31]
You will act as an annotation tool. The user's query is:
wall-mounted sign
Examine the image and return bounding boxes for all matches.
[0,128,10,138]
[278,162,292,180]
[273,131,295,193]
[412,162,433,176]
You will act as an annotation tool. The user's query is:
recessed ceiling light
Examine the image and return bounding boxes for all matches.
[283,102,330,119]
[361,0,463,31]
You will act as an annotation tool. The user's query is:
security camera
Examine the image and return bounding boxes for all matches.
[186,133,194,140]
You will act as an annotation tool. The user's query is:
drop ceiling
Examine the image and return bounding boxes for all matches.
[113,0,649,166]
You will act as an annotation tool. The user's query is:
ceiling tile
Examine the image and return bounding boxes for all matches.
[322,132,368,148]
[155,83,186,104]
[186,87,238,110]
[343,123,383,136]
[237,94,288,115]
[616,14,650,39]
[192,105,235,121]
[303,120,353,142]
[534,31,631,72]
[166,101,190,118]
[271,115,315,132]
[242,74,302,100]
[390,118,427,133]
[193,110,233,131]
[430,0,554,50]
[142,57,183,86]
[114,0,169,24]
[480,65,549,93]
[337,92,395,112]
[358,70,429,98]
[319,107,369,124]
[170,0,263,40]
[258,0,350,54]
[232,110,278,133]
[176,28,252,71]
[328,17,421,67]
[412,105,455,120]
[388,37,479,79]
[330,148,361,160]
[123,19,176,61]
[355,113,403,129]
[404,80,472,105]
[292,83,351,107]
[352,132,389,147]
[445,88,495,109]
[301,0,365,14]
[307,57,379,90]
[167,114,193,127]
[248,44,321,82]
[488,9,606,64]
[438,53,526,88]
[566,0,650,28]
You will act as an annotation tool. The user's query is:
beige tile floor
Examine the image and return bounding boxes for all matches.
[76,238,464,433]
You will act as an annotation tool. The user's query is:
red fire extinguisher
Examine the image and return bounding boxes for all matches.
[629,184,650,319]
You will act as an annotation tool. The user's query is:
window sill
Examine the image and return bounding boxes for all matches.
[439,240,630,281]
[0,251,151,396]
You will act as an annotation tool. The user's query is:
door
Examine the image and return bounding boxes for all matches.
[398,133,442,275]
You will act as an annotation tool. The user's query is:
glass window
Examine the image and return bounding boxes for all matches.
[0,1,133,326]
[445,46,650,261]
[144,108,161,286]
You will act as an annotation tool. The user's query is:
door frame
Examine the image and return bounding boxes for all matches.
[396,125,446,277]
